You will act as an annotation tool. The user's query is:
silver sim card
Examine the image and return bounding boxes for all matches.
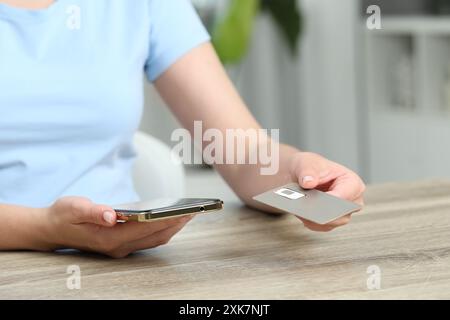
[253,183,361,225]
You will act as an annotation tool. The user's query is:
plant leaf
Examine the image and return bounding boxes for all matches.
[212,0,260,65]
[261,0,302,55]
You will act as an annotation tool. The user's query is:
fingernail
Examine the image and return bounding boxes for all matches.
[103,211,116,224]
[302,176,314,183]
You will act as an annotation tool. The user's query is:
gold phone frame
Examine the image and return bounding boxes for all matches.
[115,199,224,222]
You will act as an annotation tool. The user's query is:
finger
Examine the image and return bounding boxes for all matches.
[299,214,352,232]
[324,214,352,228]
[354,196,365,207]
[110,217,193,258]
[67,197,117,227]
[294,155,330,190]
[297,167,326,189]
[126,217,192,253]
[109,215,194,243]
[326,173,366,202]
[300,219,335,232]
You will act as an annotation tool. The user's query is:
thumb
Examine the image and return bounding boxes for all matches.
[67,198,117,227]
[297,170,320,190]
[297,164,320,189]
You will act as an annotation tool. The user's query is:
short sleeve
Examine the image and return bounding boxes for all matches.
[145,0,211,82]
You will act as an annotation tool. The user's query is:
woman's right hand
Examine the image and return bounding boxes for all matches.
[40,196,192,258]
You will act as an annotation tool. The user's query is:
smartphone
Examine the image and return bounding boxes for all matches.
[253,183,361,225]
[113,198,224,222]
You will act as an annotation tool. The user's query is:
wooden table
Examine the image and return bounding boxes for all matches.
[1,180,449,299]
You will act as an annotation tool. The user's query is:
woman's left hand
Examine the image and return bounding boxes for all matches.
[290,152,366,232]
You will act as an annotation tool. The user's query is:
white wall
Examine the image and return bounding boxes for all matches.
[298,0,362,173]
[236,13,303,148]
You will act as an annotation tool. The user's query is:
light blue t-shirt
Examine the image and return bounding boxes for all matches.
[0,0,210,207]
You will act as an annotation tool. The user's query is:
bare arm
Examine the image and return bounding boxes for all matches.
[154,43,297,207]
[155,43,365,231]
[0,204,51,250]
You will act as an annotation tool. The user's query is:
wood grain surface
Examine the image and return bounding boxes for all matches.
[0,180,449,299]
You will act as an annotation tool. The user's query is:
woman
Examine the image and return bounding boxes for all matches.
[0,0,365,258]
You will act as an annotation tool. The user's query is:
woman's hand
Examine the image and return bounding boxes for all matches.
[40,197,192,258]
[290,152,366,232]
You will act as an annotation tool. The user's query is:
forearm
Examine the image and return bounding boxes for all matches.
[0,204,51,251]
[214,143,299,211]
[155,43,301,211]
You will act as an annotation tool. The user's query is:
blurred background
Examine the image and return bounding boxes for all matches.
[140,0,450,185]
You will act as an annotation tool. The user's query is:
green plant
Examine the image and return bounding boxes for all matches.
[211,0,303,65]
